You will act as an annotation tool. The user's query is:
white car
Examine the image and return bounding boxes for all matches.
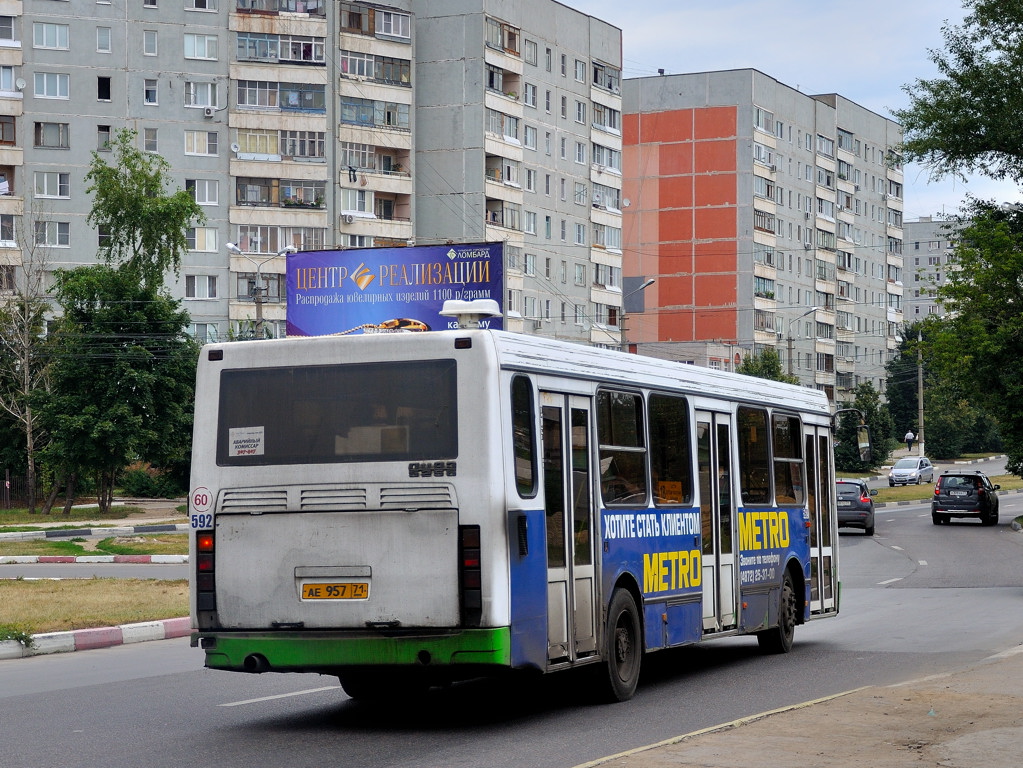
[888,456,934,486]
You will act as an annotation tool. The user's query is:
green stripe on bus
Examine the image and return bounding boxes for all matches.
[200,628,512,671]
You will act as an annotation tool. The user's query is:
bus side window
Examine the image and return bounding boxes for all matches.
[597,390,648,506]
[737,406,770,504]
[649,393,692,505]
[772,414,804,505]
[511,375,537,497]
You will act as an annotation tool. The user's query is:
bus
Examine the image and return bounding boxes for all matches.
[189,313,839,702]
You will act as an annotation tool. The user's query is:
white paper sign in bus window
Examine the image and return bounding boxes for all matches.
[229,426,265,457]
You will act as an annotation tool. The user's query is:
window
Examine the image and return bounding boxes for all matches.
[574,182,587,205]
[186,274,218,299]
[97,125,111,151]
[35,72,70,99]
[574,59,585,81]
[560,95,567,118]
[97,27,111,53]
[0,264,13,290]
[341,187,370,213]
[184,34,218,60]
[144,127,158,152]
[597,390,647,506]
[0,17,14,42]
[523,124,536,149]
[238,80,277,109]
[511,376,537,497]
[376,10,411,38]
[187,227,218,252]
[144,0,157,6]
[33,22,70,50]
[186,178,219,205]
[649,394,692,505]
[816,134,835,158]
[281,130,325,159]
[144,79,158,105]
[592,224,621,251]
[0,115,13,146]
[185,81,218,108]
[737,407,770,504]
[574,263,585,285]
[524,210,536,233]
[35,171,70,198]
[189,0,217,9]
[280,82,326,112]
[575,101,586,124]
[592,143,621,172]
[184,130,218,156]
[592,61,620,91]
[34,221,70,247]
[772,414,804,504]
[34,122,70,148]
[484,17,519,54]
[523,83,536,108]
[523,39,537,66]
[143,29,157,55]
[574,223,586,245]
[574,142,586,164]
[592,103,621,133]
[0,215,13,246]
[0,66,12,92]
[98,76,111,101]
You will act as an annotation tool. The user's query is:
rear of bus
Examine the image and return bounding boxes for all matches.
[188,330,513,691]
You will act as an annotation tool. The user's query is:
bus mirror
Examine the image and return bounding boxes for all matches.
[857,425,872,464]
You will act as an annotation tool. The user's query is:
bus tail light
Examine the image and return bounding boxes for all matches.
[196,531,217,613]
[459,525,482,627]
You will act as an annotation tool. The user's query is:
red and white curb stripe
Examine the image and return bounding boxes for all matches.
[0,617,191,660]
[0,554,188,564]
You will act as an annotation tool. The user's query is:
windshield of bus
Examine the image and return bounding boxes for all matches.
[216,359,458,466]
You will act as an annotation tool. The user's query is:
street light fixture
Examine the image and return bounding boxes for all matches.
[226,242,297,339]
[621,278,656,352]
[786,306,819,377]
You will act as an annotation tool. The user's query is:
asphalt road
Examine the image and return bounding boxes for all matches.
[3,494,1021,768]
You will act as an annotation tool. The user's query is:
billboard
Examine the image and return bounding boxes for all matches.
[286,242,504,336]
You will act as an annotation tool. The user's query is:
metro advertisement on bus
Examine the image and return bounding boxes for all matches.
[285,241,504,336]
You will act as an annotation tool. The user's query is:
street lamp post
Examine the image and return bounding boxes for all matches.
[786,306,820,377]
[226,243,297,339]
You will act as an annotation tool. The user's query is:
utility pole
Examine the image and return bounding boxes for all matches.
[917,329,925,455]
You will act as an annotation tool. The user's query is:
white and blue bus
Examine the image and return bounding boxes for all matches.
[189,315,839,701]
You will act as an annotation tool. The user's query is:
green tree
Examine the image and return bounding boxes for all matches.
[923,381,976,460]
[85,128,204,288]
[35,266,198,514]
[893,0,1023,183]
[834,383,895,472]
[927,201,1023,472]
[735,347,799,385]
[0,236,51,513]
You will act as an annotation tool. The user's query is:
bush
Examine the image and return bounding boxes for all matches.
[118,467,185,499]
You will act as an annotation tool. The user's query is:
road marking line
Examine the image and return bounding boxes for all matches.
[220,685,340,707]
[890,545,904,550]
[918,560,928,566]
[877,577,902,585]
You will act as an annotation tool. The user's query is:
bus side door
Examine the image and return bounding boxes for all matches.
[540,392,597,663]
[697,412,738,632]
[805,428,838,614]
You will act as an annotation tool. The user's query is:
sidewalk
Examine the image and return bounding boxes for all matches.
[578,646,1023,768]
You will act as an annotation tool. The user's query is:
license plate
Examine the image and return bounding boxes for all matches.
[301,582,369,600]
[838,501,852,507]
[949,490,968,496]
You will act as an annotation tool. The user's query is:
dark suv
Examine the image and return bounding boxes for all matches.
[931,471,1000,526]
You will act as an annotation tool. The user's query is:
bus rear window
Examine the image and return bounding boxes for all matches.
[216,359,458,466]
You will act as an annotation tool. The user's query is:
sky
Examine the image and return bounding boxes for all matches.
[574,0,1019,222]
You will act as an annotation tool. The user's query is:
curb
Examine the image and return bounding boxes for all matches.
[0,554,188,564]
[0,523,189,542]
[0,616,190,660]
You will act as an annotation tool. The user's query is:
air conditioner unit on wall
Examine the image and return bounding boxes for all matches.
[203,107,215,118]
[341,214,355,225]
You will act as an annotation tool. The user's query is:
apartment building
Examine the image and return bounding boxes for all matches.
[904,216,953,319]
[622,69,904,399]
[0,0,622,346]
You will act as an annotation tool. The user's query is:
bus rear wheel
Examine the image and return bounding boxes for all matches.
[757,571,796,654]
[601,588,642,702]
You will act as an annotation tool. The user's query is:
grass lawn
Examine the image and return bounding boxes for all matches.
[0,578,188,636]
[0,533,188,557]
[0,505,149,527]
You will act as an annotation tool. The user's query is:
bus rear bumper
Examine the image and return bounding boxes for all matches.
[195,627,512,674]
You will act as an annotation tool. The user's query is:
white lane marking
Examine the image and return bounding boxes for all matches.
[220,685,340,707]
[877,577,902,585]
[890,545,904,551]
[918,560,928,566]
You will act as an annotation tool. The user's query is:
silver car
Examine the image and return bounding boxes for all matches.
[888,456,934,486]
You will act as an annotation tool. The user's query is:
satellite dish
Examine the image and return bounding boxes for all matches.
[622,198,631,208]
[15,78,25,91]
[230,143,241,153]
